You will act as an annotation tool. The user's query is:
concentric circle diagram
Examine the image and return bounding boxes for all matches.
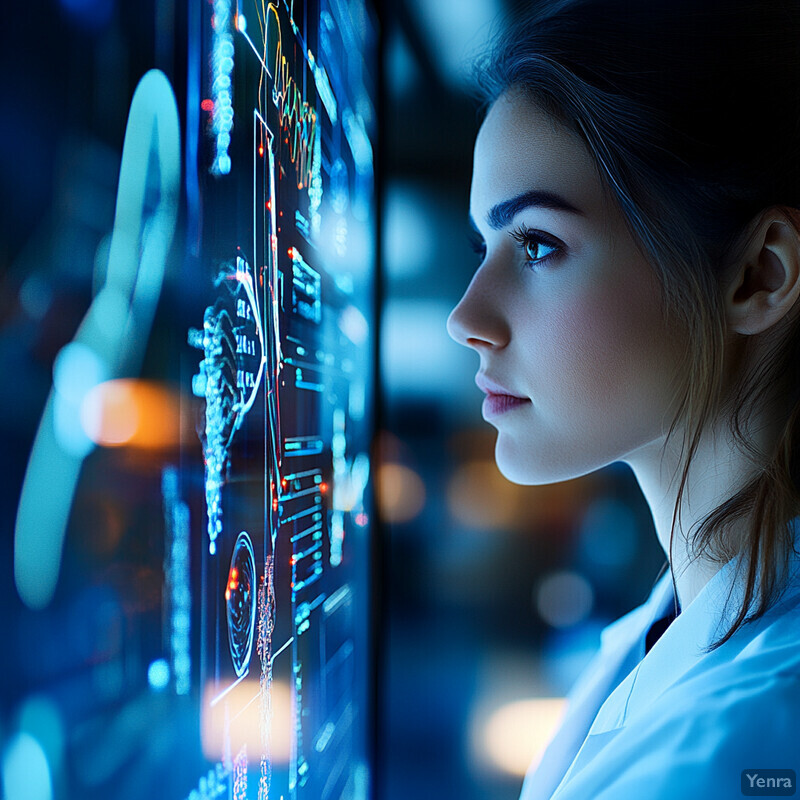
[226,531,257,677]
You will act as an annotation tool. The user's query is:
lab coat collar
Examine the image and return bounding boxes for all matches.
[519,568,677,800]
[597,564,674,655]
[589,518,800,736]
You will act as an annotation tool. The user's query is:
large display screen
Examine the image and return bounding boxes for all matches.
[186,1,377,798]
[7,2,378,799]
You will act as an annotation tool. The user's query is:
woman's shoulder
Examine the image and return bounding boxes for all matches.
[558,669,800,800]
[665,573,800,701]
[637,589,800,751]
[556,608,800,799]
[546,574,800,799]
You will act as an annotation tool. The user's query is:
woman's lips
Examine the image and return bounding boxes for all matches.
[475,374,530,419]
[482,393,530,419]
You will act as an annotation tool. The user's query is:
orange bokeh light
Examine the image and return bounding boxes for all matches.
[80,379,182,450]
[201,678,292,764]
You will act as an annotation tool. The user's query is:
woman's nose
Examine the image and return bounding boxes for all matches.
[446,270,510,350]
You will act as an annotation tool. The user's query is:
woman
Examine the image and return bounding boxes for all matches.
[447,1,800,797]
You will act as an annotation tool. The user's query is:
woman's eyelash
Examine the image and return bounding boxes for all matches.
[467,226,564,270]
[508,225,563,267]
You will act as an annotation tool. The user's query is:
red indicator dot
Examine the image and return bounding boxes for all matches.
[272,498,279,511]
[258,145,264,156]
[319,482,328,494]
[297,182,303,190]
[201,99,214,112]
[225,589,231,601]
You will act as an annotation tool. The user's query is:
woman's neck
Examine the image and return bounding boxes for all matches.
[624,408,777,611]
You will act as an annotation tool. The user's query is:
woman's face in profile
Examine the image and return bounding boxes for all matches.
[447,90,689,484]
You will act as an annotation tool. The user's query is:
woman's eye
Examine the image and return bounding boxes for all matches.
[467,226,563,270]
[523,238,558,263]
[510,225,563,268]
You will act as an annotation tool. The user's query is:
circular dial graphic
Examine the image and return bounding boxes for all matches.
[225,531,257,677]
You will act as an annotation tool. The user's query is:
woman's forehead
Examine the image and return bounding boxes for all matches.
[470,92,602,224]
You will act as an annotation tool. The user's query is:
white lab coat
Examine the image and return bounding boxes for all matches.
[520,523,800,800]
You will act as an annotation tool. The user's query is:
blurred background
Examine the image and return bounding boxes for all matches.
[1,1,667,799]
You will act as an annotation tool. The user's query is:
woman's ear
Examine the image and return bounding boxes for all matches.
[725,208,800,335]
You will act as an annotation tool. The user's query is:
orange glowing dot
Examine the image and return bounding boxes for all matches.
[231,568,238,579]
[258,145,264,156]
[273,498,279,511]
[281,479,287,487]
[319,482,328,494]
[297,183,303,190]
[201,98,214,112]
[284,137,289,144]
[290,556,296,565]
[266,200,271,210]
[225,589,231,601]
[279,211,283,217]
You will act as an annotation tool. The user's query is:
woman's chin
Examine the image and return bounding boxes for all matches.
[494,434,595,486]
[494,436,553,485]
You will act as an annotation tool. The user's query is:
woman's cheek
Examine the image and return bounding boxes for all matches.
[545,296,630,396]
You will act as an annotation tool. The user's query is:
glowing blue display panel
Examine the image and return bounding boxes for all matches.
[184,1,377,798]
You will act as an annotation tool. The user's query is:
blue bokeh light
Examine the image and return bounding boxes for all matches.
[147,659,171,691]
[2,733,52,800]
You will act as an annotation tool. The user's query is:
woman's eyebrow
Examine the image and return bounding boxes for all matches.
[479,190,585,231]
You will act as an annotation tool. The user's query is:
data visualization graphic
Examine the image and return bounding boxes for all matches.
[187,2,376,799]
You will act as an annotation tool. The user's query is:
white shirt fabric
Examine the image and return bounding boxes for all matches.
[520,522,800,800]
